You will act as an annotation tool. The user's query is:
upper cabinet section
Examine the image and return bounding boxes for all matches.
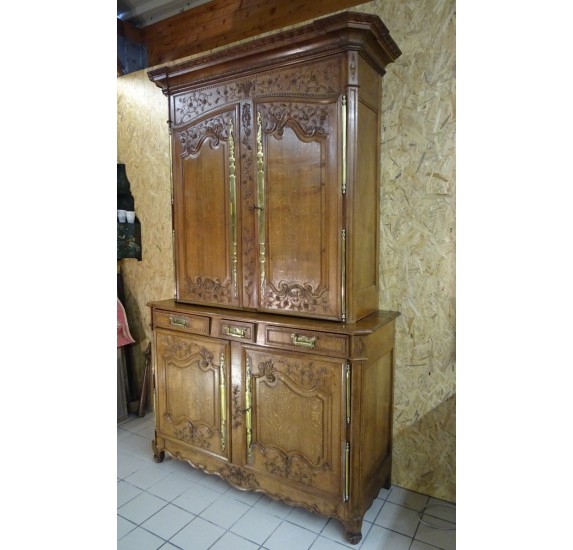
[149,12,401,323]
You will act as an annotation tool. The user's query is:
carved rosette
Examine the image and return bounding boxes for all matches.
[265,280,330,313]
[259,103,329,138]
[185,276,232,303]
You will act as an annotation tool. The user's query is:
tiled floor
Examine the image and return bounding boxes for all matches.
[118,413,455,550]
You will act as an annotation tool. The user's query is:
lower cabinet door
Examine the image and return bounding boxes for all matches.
[155,329,230,460]
[242,346,345,498]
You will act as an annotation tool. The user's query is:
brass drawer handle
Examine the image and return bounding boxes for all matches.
[224,325,247,338]
[169,316,188,328]
[291,333,317,349]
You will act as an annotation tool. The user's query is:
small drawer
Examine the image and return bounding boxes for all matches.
[264,326,348,357]
[154,310,210,335]
[218,319,256,342]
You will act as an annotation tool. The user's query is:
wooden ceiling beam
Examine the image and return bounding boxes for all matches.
[143,0,368,66]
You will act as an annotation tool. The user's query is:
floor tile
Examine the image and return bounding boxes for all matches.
[117,480,143,507]
[118,451,149,479]
[158,544,181,549]
[225,485,264,506]
[411,541,444,550]
[363,498,385,523]
[141,503,195,540]
[310,535,350,549]
[193,470,232,494]
[374,501,420,537]
[117,516,137,540]
[386,486,429,511]
[254,495,295,519]
[210,531,260,550]
[320,518,372,548]
[169,516,225,550]
[200,494,251,529]
[171,483,221,515]
[121,433,154,459]
[360,524,412,550]
[125,463,171,490]
[147,472,197,501]
[264,521,318,550]
[285,507,329,533]
[118,491,168,525]
[117,526,165,550]
[415,517,456,550]
[423,499,456,523]
[376,486,391,500]
[230,507,283,545]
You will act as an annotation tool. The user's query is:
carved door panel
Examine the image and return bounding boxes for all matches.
[155,329,230,460]
[253,100,342,320]
[172,105,241,308]
[241,346,345,498]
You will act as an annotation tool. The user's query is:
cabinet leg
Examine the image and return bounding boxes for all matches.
[152,440,165,463]
[344,517,363,545]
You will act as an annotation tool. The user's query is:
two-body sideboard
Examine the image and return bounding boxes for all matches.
[147,12,401,543]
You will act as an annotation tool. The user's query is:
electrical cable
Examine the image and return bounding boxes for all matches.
[417,502,456,530]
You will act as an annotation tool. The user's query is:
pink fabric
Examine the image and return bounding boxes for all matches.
[117,298,135,348]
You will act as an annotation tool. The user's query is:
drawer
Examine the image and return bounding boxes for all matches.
[154,310,210,335]
[217,319,256,342]
[264,325,349,357]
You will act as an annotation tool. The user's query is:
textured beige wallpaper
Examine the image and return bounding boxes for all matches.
[117,0,456,502]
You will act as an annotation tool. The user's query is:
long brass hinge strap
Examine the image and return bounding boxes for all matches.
[341,95,347,195]
[219,352,227,451]
[256,112,266,302]
[228,120,238,299]
[245,356,253,462]
[341,228,347,322]
[344,441,350,502]
[346,363,351,424]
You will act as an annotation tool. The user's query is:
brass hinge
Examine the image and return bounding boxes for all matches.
[341,229,346,322]
[344,441,350,502]
[346,363,351,424]
[341,95,347,195]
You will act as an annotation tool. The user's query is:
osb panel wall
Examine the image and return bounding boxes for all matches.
[116,0,456,502]
[117,73,174,393]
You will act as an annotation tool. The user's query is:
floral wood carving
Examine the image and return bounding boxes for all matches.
[354,337,367,356]
[173,59,340,124]
[221,464,260,491]
[185,276,232,303]
[165,414,214,450]
[231,384,243,429]
[265,280,330,313]
[254,357,327,388]
[259,103,329,139]
[161,335,215,369]
[177,114,229,157]
[260,446,330,487]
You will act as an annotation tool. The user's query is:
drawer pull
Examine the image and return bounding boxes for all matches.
[169,316,188,328]
[224,325,247,338]
[291,333,317,349]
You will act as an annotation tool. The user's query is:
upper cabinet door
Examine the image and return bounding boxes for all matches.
[254,99,342,320]
[172,106,241,308]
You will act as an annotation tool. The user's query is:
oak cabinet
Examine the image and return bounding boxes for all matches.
[149,11,401,324]
[150,300,398,544]
[147,12,401,545]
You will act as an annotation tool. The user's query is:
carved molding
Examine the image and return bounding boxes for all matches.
[173,59,340,124]
[161,335,215,368]
[221,464,260,491]
[231,384,243,429]
[259,103,329,139]
[254,357,327,389]
[165,414,214,450]
[185,276,232,303]
[265,280,330,313]
[176,114,230,157]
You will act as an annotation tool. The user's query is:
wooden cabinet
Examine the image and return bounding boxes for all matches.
[147,12,401,545]
[150,300,398,544]
[149,11,401,324]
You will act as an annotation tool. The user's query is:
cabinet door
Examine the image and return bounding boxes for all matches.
[172,106,241,308]
[241,346,346,498]
[254,100,342,320]
[155,329,230,460]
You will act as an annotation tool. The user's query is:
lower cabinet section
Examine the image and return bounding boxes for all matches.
[149,300,398,544]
